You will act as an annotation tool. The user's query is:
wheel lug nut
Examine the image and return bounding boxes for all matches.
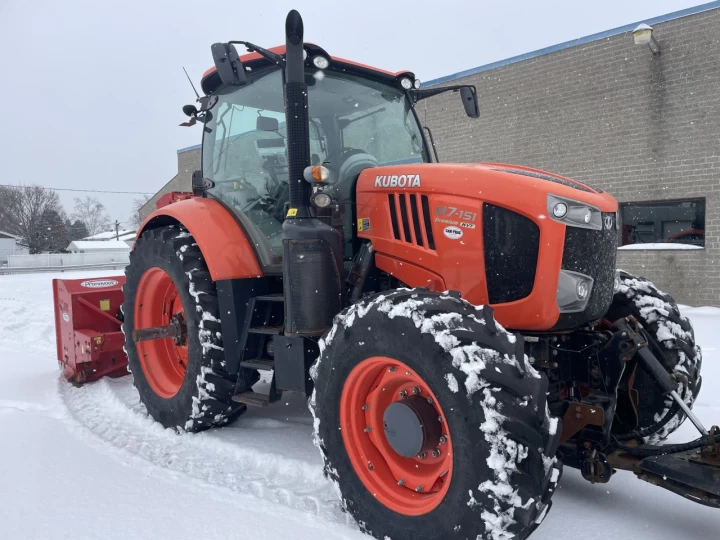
[406,371,412,376]
[364,426,372,433]
[399,390,408,399]
[417,452,427,459]
[438,416,443,423]
[415,485,423,492]
[398,478,405,486]
[432,448,441,458]
[412,386,421,395]
[368,462,374,470]
[439,435,447,444]
[389,367,396,373]
[362,404,369,410]
[427,397,433,404]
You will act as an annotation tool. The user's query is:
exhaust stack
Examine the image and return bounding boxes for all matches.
[283,9,312,218]
[281,10,343,336]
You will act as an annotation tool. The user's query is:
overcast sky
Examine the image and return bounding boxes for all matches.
[0,0,706,228]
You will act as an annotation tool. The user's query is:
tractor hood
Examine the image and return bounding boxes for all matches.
[354,162,619,331]
[357,162,617,214]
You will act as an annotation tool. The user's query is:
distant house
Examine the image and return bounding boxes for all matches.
[81,229,137,248]
[0,231,29,265]
[66,240,131,254]
[83,229,135,241]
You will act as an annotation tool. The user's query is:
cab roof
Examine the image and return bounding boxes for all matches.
[200,44,415,95]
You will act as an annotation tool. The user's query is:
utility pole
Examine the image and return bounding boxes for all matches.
[115,220,120,240]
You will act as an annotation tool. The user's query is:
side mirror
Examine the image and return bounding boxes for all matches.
[182,104,198,117]
[257,116,279,131]
[192,170,215,195]
[460,86,479,118]
[211,43,248,87]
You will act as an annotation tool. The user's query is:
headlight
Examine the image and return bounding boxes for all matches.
[557,270,594,313]
[547,194,602,230]
[400,77,413,90]
[552,202,568,218]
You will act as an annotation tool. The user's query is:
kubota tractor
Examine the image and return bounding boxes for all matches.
[54,9,719,540]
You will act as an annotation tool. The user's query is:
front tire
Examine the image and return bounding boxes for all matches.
[123,226,248,432]
[606,271,702,443]
[310,289,562,540]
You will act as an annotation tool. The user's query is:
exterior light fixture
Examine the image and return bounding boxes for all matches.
[400,77,413,90]
[632,23,660,55]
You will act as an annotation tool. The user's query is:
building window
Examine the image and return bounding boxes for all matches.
[620,199,705,248]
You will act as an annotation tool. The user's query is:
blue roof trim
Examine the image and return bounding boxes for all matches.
[423,1,720,87]
[177,143,201,154]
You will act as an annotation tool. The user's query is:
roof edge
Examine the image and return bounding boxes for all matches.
[178,143,201,154]
[423,1,720,86]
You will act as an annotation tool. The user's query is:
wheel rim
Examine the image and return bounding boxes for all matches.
[134,267,188,398]
[340,356,453,516]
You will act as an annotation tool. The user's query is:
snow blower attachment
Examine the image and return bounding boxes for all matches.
[52,277,128,384]
[56,9,717,540]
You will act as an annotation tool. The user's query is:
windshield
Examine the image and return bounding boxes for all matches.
[202,66,427,267]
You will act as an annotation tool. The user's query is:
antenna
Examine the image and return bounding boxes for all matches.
[183,67,200,100]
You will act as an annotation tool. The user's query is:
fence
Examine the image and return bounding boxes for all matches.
[1,251,130,273]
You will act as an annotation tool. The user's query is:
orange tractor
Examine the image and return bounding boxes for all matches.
[54,10,718,540]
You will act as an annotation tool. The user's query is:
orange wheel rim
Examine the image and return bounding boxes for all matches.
[134,267,188,397]
[340,356,453,516]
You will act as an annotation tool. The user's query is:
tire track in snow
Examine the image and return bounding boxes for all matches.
[59,376,351,526]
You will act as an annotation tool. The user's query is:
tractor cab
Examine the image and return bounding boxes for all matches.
[193,44,477,273]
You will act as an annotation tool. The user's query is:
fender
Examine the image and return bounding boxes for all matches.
[137,197,262,281]
[375,253,446,292]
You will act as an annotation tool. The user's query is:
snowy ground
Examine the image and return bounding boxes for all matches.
[1,270,718,539]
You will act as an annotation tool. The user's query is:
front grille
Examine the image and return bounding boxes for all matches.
[553,212,618,329]
[483,204,540,304]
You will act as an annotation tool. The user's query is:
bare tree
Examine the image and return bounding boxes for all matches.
[71,196,111,237]
[129,194,152,229]
[0,185,68,253]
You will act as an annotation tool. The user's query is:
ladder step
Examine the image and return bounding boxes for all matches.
[248,326,283,335]
[255,294,284,302]
[240,359,275,371]
[232,391,270,407]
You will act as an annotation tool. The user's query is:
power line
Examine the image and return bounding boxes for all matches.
[0,184,155,195]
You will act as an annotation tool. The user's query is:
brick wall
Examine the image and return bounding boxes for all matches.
[139,147,199,220]
[420,8,720,306]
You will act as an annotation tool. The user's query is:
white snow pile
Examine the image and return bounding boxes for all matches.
[3,272,720,540]
[618,243,702,251]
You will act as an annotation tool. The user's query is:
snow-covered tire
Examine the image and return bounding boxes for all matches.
[123,226,248,432]
[310,289,562,540]
[606,271,702,443]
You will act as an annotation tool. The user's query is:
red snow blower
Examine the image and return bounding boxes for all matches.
[52,277,128,384]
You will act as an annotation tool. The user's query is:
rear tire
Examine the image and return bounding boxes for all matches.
[310,289,562,540]
[606,271,702,443]
[123,226,249,432]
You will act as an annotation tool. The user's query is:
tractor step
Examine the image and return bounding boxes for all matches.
[248,326,283,335]
[240,358,275,371]
[232,391,273,407]
[254,294,284,302]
